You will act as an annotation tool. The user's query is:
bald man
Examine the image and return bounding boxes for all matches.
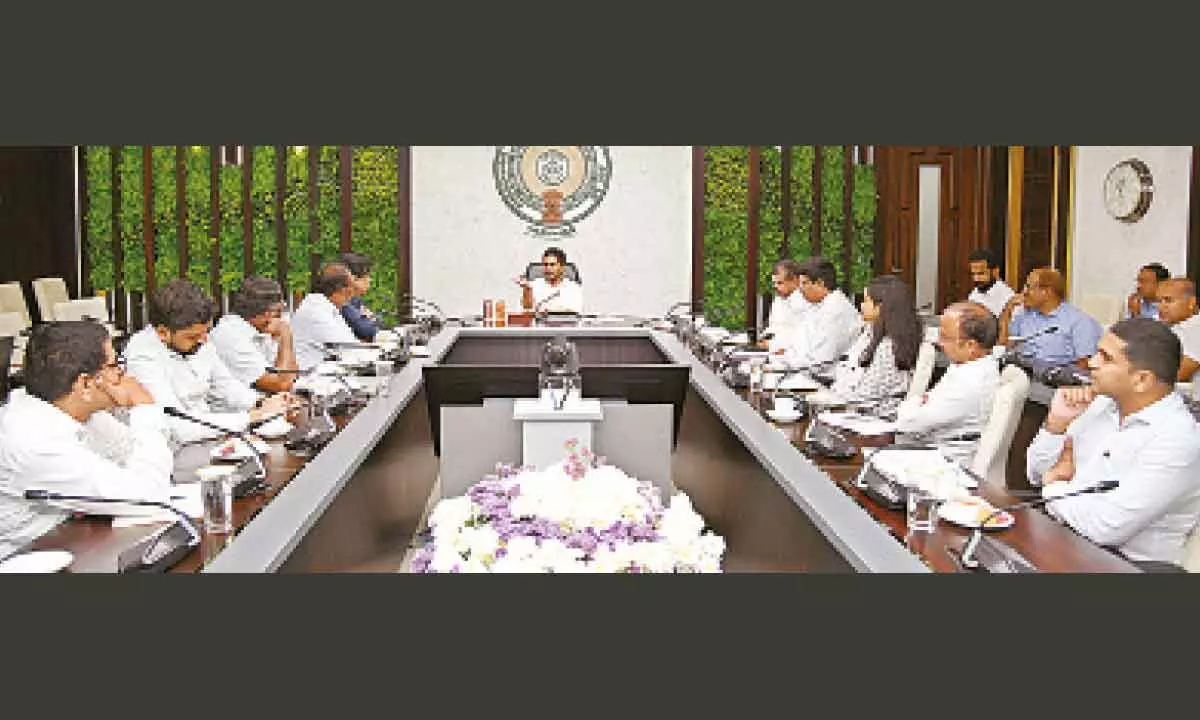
[1156,277,1200,381]
[290,261,361,370]
[998,267,1102,370]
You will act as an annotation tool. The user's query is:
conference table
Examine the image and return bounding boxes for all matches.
[27,317,1138,573]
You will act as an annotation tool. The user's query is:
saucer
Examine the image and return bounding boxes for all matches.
[766,409,802,423]
[0,550,74,573]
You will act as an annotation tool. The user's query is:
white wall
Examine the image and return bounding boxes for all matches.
[412,146,692,319]
[1068,146,1193,306]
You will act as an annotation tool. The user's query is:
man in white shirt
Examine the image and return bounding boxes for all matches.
[125,279,288,444]
[758,258,812,350]
[291,262,362,370]
[774,256,861,369]
[895,302,1000,458]
[1155,277,1200,382]
[209,276,298,392]
[515,246,583,314]
[965,248,1016,317]
[0,321,175,559]
[1026,318,1200,567]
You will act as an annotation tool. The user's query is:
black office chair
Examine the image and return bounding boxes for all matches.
[0,335,13,403]
[525,262,582,284]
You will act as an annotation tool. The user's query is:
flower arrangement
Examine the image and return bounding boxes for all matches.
[410,440,725,573]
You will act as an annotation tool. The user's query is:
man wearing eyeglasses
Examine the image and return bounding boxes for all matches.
[999,267,1102,371]
[0,321,174,560]
[515,246,583,315]
[209,276,299,392]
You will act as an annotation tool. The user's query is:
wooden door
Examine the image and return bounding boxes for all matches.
[875,147,994,312]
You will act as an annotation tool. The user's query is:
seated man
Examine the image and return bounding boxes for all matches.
[965,248,1016,317]
[338,251,379,342]
[515,246,583,314]
[999,267,1102,370]
[1026,318,1200,567]
[291,262,362,370]
[1155,277,1200,382]
[758,258,812,350]
[1125,262,1169,320]
[895,302,1000,460]
[0,321,174,559]
[774,256,861,369]
[208,276,299,392]
[125,279,288,443]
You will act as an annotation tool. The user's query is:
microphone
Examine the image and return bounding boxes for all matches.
[23,488,201,572]
[1007,325,1059,349]
[957,479,1120,571]
[534,290,562,314]
[162,407,268,484]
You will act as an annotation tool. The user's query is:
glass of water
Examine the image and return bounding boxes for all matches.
[196,466,235,535]
[906,483,939,535]
[374,359,393,397]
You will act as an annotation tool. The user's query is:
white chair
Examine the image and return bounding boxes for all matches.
[0,282,31,330]
[904,342,937,403]
[0,311,23,338]
[969,364,1031,487]
[1180,526,1200,573]
[31,277,70,324]
[1077,293,1123,328]
[54,296,118,336]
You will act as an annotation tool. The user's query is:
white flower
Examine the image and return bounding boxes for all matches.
[429,495,473,533]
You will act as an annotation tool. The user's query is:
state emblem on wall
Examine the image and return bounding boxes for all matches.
[493,146,613,237]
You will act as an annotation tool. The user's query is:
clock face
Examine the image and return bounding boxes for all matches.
[1103,159,1153,222]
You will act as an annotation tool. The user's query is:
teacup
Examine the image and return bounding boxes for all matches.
[773,396,798,415]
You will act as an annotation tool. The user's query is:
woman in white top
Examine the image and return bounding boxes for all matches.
[830,276,923,414]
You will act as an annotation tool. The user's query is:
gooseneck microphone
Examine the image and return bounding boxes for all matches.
[534,290,562,314]
[958,479,1120,570]
[162,407,268,480]
[23,488,201,572]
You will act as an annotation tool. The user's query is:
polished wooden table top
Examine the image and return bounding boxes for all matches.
[738,386,1137,573]
[29,407,356,573]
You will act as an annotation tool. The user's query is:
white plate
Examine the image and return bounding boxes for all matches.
[765,409,803,423]
[210,437,271,462]
[0,550,74,574]
[409,345,431,357]
[938,497,1015,529]
[255,416,293,439]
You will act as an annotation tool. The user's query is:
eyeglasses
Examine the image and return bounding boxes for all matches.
[542,261,560,268]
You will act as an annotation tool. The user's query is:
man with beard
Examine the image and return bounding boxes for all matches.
[965,248,1016,317]
[125,279,290,443]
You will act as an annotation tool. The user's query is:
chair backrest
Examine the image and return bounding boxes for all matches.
[0,311,24,338]
[32,277,70,324]
[0,335,12,403]
[969,364,1031,486]
[904,342,937,403]
[0,282,31,329]
[525,262,582,284]
[53,296,110,323]
[1180,524,1200,572]
[1077,293,1123,328]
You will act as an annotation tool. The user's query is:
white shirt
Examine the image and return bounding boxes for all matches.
[967,279,1016,317]
[1171,312,1200,364]
[776,289,862,369]
[765,291,811,342]
[209,314,278,388]
[0,389,174,560]
[125,326,259,443]
[530,277,583,314]
[291,293,359,370]
[895,354,999,444]
[1025,392,1200,565]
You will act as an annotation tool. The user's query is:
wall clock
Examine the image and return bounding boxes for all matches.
[1103,158,1153,223]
